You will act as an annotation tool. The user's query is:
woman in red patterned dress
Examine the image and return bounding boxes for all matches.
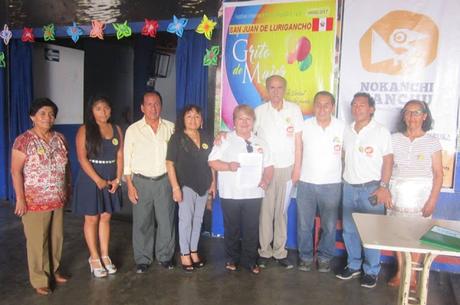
[11,98,71,296]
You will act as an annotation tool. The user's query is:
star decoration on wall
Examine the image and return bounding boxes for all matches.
[0,24,12,45]
[90,20,105,40]
[167,15,188,38]
[43,24,56,41]
[203,46,220,66]
[67,22,84,43]
[0,52,5,68]
[112,21,132,40]
[141,19,159,38]
[196,15,217,40]
[21,27,35,42]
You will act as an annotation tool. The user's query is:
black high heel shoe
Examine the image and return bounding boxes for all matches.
[180,254,194,272]
[191,251,206,268]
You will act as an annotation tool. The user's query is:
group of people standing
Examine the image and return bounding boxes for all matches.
[294,87,441,290]
[11,95,125,295]
[11,74,442,296]
[10,90,215,295]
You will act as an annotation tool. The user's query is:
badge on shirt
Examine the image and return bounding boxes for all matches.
[254,144,264,154]
[334,144,342,154]
[37,147,46,155]
[364,146,374,157]
[333,136,342,154]
[417,154,425,160]
[202,143,209,150]
[112,138,119,146]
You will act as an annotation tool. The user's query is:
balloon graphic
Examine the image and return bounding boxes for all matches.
[286,51,296,64]
[286,34,298,53]
[299,53,313,71]
[296,36,311,62]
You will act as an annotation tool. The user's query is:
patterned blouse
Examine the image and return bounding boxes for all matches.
[13,130,69,212]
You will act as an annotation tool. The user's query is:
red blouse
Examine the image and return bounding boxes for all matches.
[13,130,69,212]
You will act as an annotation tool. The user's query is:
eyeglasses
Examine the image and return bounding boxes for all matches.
[245,140,253,153]
[404,110,425,117]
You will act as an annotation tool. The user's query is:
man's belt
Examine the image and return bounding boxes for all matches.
[134,173,167,181]
[346,180,379,188]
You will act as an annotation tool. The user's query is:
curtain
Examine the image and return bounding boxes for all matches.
[0,43,7,199]
[175,31,209,127]
[7,40,33,201]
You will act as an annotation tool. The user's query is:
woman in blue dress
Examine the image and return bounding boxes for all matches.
[73,95,123,278]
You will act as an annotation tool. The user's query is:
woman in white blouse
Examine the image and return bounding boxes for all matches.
[208,104,273,275]
[386,100,443,289]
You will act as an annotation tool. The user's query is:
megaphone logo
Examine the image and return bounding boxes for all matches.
[359,10,438,75]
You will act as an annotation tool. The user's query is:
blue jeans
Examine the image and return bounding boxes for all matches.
[342,181,385,276]
[297,181,341,263]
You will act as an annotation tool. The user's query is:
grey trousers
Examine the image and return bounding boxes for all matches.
[132,175,176,264]
[258,166,292,259]
[178,186,207,255]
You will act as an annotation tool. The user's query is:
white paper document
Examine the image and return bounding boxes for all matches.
[236,153,263,188]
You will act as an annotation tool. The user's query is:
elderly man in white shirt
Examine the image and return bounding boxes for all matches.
[336,92,393,289]
[255,75,304,269]
[124,91,176,274]
[297,91,345,273]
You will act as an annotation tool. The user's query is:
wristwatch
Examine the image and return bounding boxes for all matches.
[379,181,388,188]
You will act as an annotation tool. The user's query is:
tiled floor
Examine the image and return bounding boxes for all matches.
[0,202,457,305]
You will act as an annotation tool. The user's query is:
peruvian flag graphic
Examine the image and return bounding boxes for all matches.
[312,17,334,32]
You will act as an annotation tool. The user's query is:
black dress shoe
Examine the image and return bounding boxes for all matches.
[136,264,149,274]
[276,258,294,269]
[258,257,270,268]
[159,260,174,270]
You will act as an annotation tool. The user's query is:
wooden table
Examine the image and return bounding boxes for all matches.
[352,213,460,305]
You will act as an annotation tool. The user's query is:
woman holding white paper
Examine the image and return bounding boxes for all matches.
[386,100,443,289]
[208,104,274,275]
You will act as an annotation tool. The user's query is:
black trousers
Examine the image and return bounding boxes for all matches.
[221,198,261,269]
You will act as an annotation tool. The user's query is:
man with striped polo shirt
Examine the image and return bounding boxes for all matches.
[336,92,393,288]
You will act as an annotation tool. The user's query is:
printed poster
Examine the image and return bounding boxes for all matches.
[338,0,460,188]
[221,0,338,129]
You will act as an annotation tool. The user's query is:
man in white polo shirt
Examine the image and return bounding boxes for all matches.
[255,75,303,269]
[297,91,344,273]
[336,92,393,289]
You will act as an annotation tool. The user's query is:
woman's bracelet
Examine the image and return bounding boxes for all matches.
[110,178,121,186]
